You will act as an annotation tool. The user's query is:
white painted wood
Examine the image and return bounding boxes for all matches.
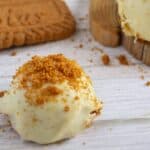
[0,0,150,149]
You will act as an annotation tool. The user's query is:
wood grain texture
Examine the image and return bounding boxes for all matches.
[122,34,150,65]
[90,0,121,47]
[0,0,150,149]
[90,20,120,47]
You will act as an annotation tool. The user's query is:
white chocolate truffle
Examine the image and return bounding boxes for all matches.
[117,0,150,41]
[0,54,102,144]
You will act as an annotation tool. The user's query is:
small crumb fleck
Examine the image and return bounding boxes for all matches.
[145,81,150,87]
[101,54,110,65]
[75,44,84,49]
[79,44,83,48]
[10,51,17,56]
[32,117,38,123]
[82,142,86,145]
[74,96,79,101]
[0,91,6,97]
[140,75,145,80]
[117,55,129,65]
[64,106,70,112]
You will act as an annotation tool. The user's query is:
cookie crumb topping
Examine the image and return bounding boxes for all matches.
[14,54,84,105]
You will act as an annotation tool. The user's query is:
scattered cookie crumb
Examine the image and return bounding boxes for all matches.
[101,54,110,65]
[75,44,84,49]
[145,81,150,87]
[74,96,79,101]
[10,51,17,56]
[0,91,6,97]
[91,47,103,53]
[64,106,70,112]
[140,75,145,80]
[117,55,129,65]
[79,44,83,48]
[82,142,86,145]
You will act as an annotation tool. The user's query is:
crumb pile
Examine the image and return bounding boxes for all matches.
[101,54,110,65]
[117,55,129,65]
[14,54,83,105]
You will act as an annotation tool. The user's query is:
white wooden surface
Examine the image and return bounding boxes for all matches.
[0,0,150,149]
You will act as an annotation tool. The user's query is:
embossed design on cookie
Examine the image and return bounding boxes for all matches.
[0,0,76,49]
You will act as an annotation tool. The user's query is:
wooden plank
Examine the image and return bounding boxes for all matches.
[1,76,150,120]
[0,116,150,150]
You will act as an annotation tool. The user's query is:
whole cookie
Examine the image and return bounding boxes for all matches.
[0,0,76,49]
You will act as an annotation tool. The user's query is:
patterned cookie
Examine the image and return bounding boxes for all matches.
[0,0,76,49]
